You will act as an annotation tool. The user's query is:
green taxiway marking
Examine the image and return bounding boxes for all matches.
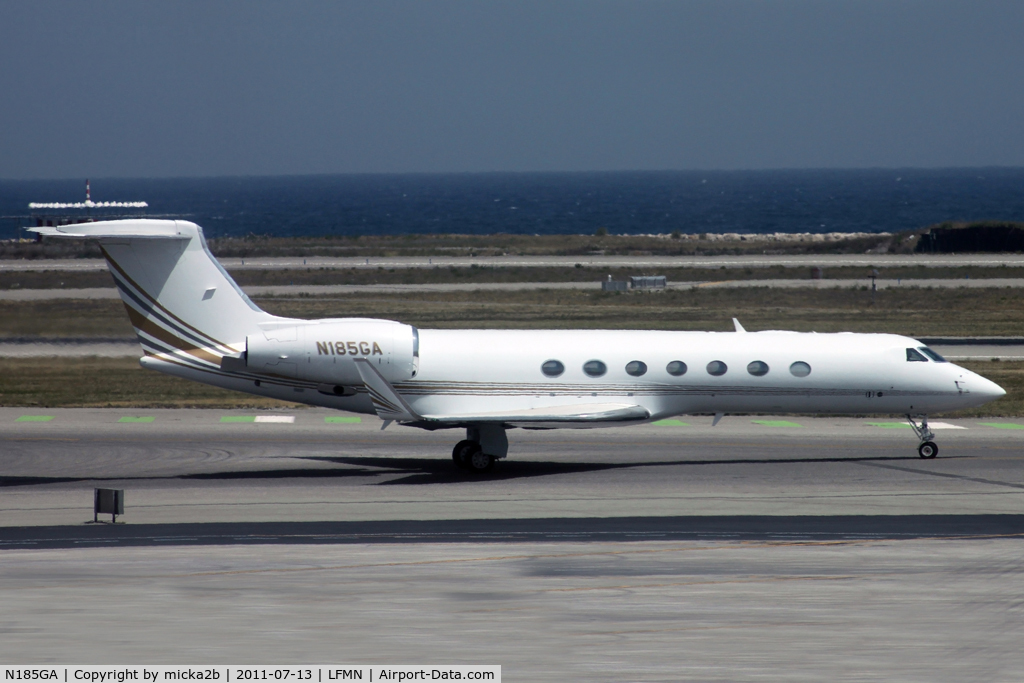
[16,415,54,422]
[118,416,154,423]
[652,419,690,427]
[325,416,362,424]
[979,422,1024,430]
[866,422,913,429]
[220,416,256,423]
[752,420,803,428]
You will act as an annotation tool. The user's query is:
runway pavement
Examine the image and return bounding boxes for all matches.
[2,408,1023,677]
[4,277,1024,302]
[3,408,1023,531]
[6,252,1024,273]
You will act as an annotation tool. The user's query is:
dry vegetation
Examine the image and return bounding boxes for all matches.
[263,287,1024,337]
[4,219,1022,262]
[4,287,1024,339]
[4,264,1024,291]
[2,231,890,261]
[228,264,1024,287]
[0,357,299,409]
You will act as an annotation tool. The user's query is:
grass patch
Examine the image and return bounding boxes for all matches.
[5,264,1024,291]
[0,357,302,409]
[0,300,135,338]
[0,232,891,262]
[252,287,1024,337]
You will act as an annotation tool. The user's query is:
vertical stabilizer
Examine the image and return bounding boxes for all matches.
[31,219,282,371]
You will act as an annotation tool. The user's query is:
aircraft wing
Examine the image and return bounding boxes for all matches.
[353,358,649,425]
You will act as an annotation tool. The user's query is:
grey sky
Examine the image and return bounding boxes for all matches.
[2,1,1023,178]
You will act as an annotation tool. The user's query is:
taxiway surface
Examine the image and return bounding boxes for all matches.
[3,408,1023,530]
[7,253,1024,273]
[6,277,1024,302]
[3,409,1022,678]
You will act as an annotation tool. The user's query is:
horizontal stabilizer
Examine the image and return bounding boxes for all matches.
[353,358,422,422]
[29,220,187,240]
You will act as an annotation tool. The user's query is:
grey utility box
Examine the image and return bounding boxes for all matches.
[94,488,124,523]
[630,276,667,289]
[601,279,628,292]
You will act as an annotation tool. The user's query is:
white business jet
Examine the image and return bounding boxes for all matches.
[32,220,1005,472]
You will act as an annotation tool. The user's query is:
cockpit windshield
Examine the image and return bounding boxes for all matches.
[918,346,948,363]
[906,348,929,362]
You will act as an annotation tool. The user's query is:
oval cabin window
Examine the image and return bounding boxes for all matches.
[625,361,647,377]
[790,361,811,377]
[583,360,607,377]
[706,360,728,376]
[541,360,565,377]
[666,361,687,376]
[747,360,769,376]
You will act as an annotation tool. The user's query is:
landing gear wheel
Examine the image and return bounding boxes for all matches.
[918,441,938,459]
[467,449,495,473]
[452,440,476,469]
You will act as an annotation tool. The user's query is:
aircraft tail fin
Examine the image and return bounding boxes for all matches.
[31,219,280,370]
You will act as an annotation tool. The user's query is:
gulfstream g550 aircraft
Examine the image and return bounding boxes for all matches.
[33,219,1005,472]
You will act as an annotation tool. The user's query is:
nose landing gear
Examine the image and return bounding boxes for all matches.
[907,414,938,459]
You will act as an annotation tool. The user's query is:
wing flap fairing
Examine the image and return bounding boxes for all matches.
[424,403,650,424]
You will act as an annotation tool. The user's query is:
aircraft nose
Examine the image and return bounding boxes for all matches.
[986,378,1007,399]
[973,374,1006,400]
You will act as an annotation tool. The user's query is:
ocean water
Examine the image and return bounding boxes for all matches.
[2,169,1023,240]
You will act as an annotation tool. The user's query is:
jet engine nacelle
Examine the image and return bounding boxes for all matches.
[245,318,418,386]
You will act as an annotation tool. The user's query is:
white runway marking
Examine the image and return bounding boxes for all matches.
[928,422,968,430]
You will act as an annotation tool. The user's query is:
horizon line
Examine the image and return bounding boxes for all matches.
[3,165,1024,183]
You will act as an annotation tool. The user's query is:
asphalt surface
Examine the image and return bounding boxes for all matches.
[4,277,1024,302]
[3,408,1023,531]
[2,409,1023,677]
[6,253,1024,273]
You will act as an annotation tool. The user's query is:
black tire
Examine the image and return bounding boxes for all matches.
[467,449,495,473]
[452,440,476,469]
[918,441,938,459]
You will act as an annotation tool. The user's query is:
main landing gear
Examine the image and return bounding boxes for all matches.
[452,424,508,473]
[452,440,494,472]
[907,414,938,459]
